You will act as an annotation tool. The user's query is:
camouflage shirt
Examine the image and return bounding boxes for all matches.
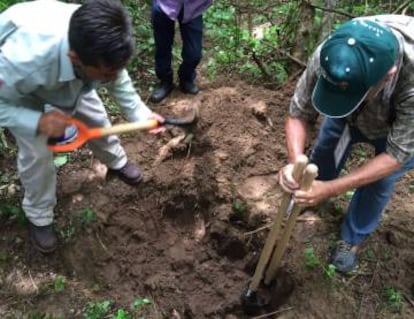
[289,15,414,163]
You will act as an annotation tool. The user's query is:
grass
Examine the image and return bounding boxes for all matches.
[303,247,321,269]
[53,276,66,292]
[383,286,402,311]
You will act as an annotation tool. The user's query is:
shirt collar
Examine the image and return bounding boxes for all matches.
[59,36,76,82]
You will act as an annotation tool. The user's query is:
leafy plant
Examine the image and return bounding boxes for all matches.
[79,208,96,225]
[113,309,131,319]
[54,275,66,292]
[58,219,76,243]
[83,300,112,319]
[383,287,402,310]
[0,204,27,226]
[132,297,151,311]
[232,199,245,214]
[303,247,321,269]
[343,190,355,201]
[324,264,337,279]
[53,154,69,168]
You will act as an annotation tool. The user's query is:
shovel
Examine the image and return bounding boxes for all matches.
[241,158,318,314]
[47,108,198,153]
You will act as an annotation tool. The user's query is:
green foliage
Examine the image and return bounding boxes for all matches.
[204,3,289,84]
[79,207,96,225]
[0,0,24,11]
[53,154,69,168]
[54,275,66,292]
[343,190,355,201]
[232,199,245,214]
[83,300,112,319]
[303,247,321,269]
[132,297,151,311]
[324,264,337,279]
[383,286,402,310]
[113,309,132,319]
[123,0,155,82]
[58,218,76,243]
[0,204,27,226]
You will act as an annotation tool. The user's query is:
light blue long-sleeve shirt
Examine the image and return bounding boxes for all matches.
[0,0,152,137]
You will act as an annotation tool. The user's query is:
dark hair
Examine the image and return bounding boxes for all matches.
[68,0,134,68]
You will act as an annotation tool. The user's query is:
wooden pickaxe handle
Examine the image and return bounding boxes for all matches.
[263,163,318,285]
[248,155,309,292]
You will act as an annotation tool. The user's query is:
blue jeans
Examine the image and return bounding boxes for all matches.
[310,118,414,245]
[151,3,203,83]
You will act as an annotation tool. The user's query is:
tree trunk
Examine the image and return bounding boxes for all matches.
[319,0,338,42]
[289,0,316,71]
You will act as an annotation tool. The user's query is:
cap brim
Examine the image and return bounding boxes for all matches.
[312,76,368,118]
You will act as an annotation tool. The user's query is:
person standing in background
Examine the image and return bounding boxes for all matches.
[150,0,213,103]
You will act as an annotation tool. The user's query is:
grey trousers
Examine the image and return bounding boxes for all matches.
[9,90,127,226]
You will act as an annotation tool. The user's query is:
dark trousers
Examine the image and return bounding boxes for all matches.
[152,3,203,83]
[310,118,414,245]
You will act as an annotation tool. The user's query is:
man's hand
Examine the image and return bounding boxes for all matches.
[148,112,165,134]
[37,111,71,137]
[293,180,332,207]
[278,163,301,193]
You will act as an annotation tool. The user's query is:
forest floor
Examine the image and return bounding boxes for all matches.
[1,75,414,319]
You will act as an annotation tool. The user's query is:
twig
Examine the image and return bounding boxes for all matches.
[96,232,108,252]
[243,214,320,237]
[306,1,355,18]
[403,293,414,308]
[0,128,8,149]
[356,260,379,319]
[392,0,411,14]
[251,51,271,79]
[28,270,39,292]
[251,306,294,319]
[243,223,272,236]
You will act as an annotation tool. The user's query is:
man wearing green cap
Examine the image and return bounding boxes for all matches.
[279,15,414,272]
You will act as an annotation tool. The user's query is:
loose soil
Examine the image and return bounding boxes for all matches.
[1,76,414,318]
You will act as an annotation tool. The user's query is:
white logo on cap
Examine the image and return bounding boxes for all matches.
[347,38,356,46]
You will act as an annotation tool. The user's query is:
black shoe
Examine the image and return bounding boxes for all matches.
[179,81,200,95]
[110,161,143,185]
[150,81,174,103]
[29,223,57,253]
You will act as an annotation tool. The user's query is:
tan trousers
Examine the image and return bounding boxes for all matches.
[9,90,127,226]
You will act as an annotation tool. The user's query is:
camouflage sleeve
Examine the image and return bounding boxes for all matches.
[288,45,321,123]
[387,92,414,163]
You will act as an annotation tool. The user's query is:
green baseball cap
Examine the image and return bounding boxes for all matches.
[312,19,399,118]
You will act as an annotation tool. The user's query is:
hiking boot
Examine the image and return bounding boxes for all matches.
[110,161,143,185]
[331,240,358,272]
[150,81,174,103]
[29,223,58,253]
[179,81,200,95]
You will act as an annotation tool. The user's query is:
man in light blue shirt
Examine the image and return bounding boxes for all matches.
[0,0,159,253]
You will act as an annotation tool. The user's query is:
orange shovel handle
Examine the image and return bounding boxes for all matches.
[48,118,159,153]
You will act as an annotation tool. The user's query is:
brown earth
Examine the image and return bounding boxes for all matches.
[1,77,414,318]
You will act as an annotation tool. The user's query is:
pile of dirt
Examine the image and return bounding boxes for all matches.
[1,77,414,318]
